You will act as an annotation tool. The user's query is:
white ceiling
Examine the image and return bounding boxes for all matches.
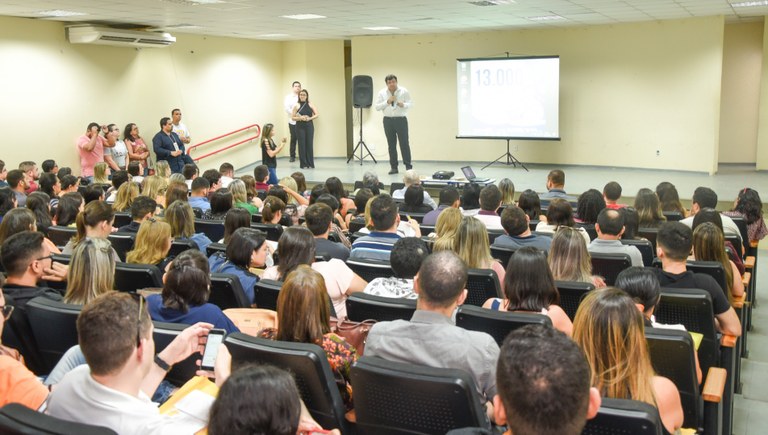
[0,0,765,41]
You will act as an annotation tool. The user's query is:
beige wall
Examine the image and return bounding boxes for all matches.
[756,21,768,170]
[353,16,726,174]
[719,21,764,164]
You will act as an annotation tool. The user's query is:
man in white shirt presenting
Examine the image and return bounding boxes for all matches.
[284,81,301,163]
[375,74,413,175]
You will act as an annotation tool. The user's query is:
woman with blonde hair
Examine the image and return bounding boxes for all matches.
[258,265,357,410]
[453,216,505,287]
[92,162,110,186]
[112,182,139,213]
[692,222,744,303]
[154,160,171,179]
[431,207,463,252]
[230,179,259,215]
[498,178,515,206]
[573,287,683,434]
[164,200,212,252]
[126,219,174,271]
[141,176,168,214]
[64,238,115,305]
[548,227,605,288]
[635,188,666,228]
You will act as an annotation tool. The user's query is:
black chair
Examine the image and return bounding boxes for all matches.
[0,403,117,435]
[191,207,204,219]
[205,242,227,257]
[464,268,503,307]
[555,280,595,320]
[686,260,728,292]
[487,230,504,245]
[589,252,632,286]
[114,262,163,292]
[112,212,132,228]
[637,227,659,252]
[346,292,417,322]
[399,211,427,223]
[225,333,351,433]
[575,222,598,240]
[251,222,283,241]
[152,321,201,387]
[47,226,77,248]
[455,304,552,347]
[209,273,250,309]
[25,297,82,373]
[490,245,516,269]
[663,211,684,222]
[646,327,724,434]
[348,220,366,234]
[351,356,491,435]
[107,232,135,262]
[729,215,750,256]
[194,219,225,243]
[346,259,394,282]
[582,398,662,435]
[250,213,263,223]
[528,218,540,231]
[169,238,199,257]
[621,238,654,266]
[253,279,283,310]
[1,304,46,375]
[390,182,405,194]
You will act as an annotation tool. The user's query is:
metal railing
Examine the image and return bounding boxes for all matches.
[186,124,261,162]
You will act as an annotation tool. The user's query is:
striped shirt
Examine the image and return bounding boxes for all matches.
[349,231,401,262]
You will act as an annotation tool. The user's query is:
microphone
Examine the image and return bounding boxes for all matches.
[391,91,396,107]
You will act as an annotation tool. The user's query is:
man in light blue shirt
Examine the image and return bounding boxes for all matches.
[188,177,211,213]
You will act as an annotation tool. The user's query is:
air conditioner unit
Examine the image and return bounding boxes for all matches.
[66,25,176,48]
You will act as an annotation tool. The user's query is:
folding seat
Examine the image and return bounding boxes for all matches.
[114,262,163,292]
[555,280,594,320]
[455,304,551,347]
[589,252,632,286]
[25,297,82,373]
[464,268,503,307]
[0,403,116,435]
[345,293,416,322]
[209,273,250,310]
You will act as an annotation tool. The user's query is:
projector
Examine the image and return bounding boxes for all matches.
[432,171,454,180]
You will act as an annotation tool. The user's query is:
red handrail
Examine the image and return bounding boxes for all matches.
[187,124,261,162]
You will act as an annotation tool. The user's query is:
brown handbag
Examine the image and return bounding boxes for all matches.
[330,317,376,355]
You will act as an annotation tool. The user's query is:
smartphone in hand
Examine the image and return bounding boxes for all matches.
[201,329,226,371]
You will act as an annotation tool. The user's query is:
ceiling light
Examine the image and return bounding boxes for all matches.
[528,15,565,21]
[731,0,768,6]
[363,26,399,31]
[37,10,87,17]
[281,14,326,20]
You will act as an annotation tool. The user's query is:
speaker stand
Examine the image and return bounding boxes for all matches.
[482,139,528,171]
[347,106,377,165]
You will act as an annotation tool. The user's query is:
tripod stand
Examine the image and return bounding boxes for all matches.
[347,106,377,165]
[482,139,529,171]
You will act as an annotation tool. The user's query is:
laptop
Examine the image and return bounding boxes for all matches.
[460,166,490,183]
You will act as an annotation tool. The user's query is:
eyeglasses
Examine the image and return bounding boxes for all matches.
[36,254,54,262]
[130,293,145,348]
[0,305,14,320]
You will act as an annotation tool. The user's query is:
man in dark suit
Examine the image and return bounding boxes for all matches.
[152,117,193,173]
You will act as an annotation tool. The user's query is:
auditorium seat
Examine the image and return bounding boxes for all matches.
[455,304,552,347]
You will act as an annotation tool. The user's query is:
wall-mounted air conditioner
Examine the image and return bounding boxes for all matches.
[66,25,176,48]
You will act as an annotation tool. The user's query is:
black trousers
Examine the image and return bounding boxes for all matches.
[296,121,314,168]
[383,116,411,170]
[288,123,298,159]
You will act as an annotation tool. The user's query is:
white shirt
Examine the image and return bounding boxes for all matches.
[392,186,437,210]
[172,122,191,144]
[220,175,234,188]
[375,86,413,117]
[474,212,504,231]
[680,214,742,243]
[284,93,299,125]
[47,365,179,435]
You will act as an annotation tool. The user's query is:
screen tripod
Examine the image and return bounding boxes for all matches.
[347,106,377,165]
[482,139,529,171]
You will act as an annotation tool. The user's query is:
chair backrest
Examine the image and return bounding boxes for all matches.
[345,259,394,282]
[686,260,727,292]
[582,397,663,435]
[455,305,552,347]
[112,212,132,228]
[253,279,283,310]
[209,273,251,309]
[351,356,491,435]
[224,333,350,433]
[194,220,225,243]
[25,297,82,374]
[0,403,117,435]
[169,238,199,257]
[555,280,595,320]
[114,262,163,292]
[490,245,516,269]
[637,227,659,252]
[420,224,436,235]
[465,268,503,307]
[250,223,284,242]
[621,238,654,266]
[575,222,598,240]
[399,211,427,223]
[47,226,77,248]
[655,287,719,376]
[645,327,701,429]
[663,211,684,222]
[152,321,201,387]
[487,230,504,245]
[390,182,405,194]
[346,292,417,322]
[250,213,263,223]
[589,252,632,286]
[348,219,366,234]
[728,215,750,254]
[107,232,135,262]
[1,305,45,375]
[205,242,227,257]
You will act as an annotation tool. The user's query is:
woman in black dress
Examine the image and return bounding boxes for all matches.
[291,89,319,169]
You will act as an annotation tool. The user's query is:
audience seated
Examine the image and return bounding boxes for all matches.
[461,182,482,216]
[350,194,419,262]
[575,189,605,224]
[366,251,500,412]
[104,170,129,203]
[0,187,17,221]
[692,222,744,302]
[7,169,27,207]
[306,203,350,261]
[603,181,626,210]
[539,169,574,203]
[141,175,168,214]
[253,165,270,192]
[313,194,350,247]
[483,247,573,336]
[291,171,311,198]
[634,188,666,228]
[345,187,373,229]
[651,222,741,337]
[52,192,83,227]
[0,231,63,309]
[535,198,590,246]
[325,176,354,218]
[26,192,53,235]
[588,209,643,267]
[230,179,259,215]
[517,188,544,221]
[38,172,61,210]
[392,170,437,210]
[164,181,189,209]
[573,287,684,434]
[723,187,766,242]
[64,238,115,305]
[62,200,119,261]
[400,185,433,214]
[148,250,238,333]
[619,206,642,240]
[656,181,688,217]
[263,227,365,318]
[165,200,212,253]
[474,185,503,231]
[257,265,357,410]
[208,227,269,304]
[363,237,428,299]
[221,208,251,244]
[203,188,234,221]
[492,205,551,252]
[188,177,211,213]
[118,196,157,234]
[498,178,515,206]
[218,162,235,188]
[548,227,605,288]
[126,219,174,271]
[422,186,460,226]
[0,160,7,188]
[261,195,285,225]
[680,187,742,243]
[0,208,59,255]
[111,181,139,213]
[454,216,506,287]
[431,207,463,252]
